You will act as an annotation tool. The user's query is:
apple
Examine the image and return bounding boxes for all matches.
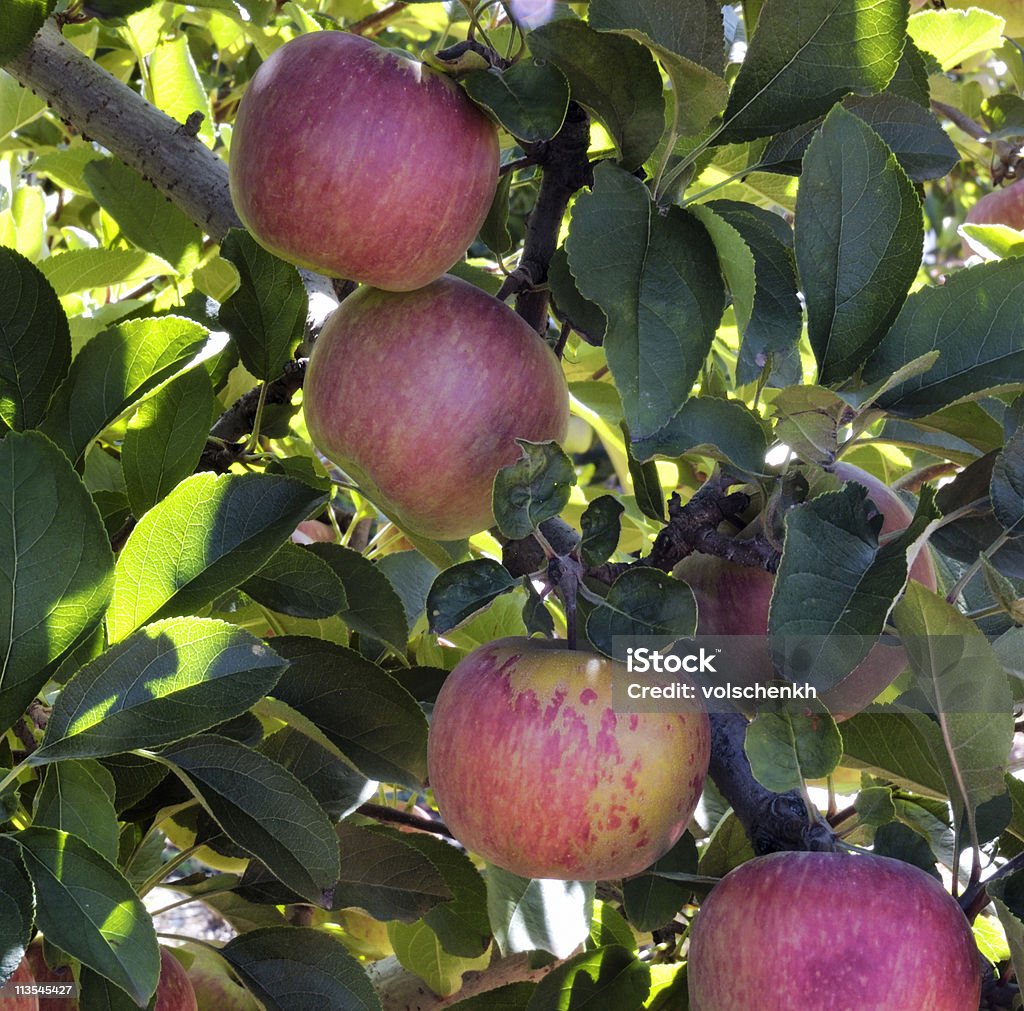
[687,850,981,1010]
[674,463,937,717]
[229,31,499,292]
[3,956,39,1011]
[168,943,257,1011]
[427,636,711,880]
[303,275,570,541]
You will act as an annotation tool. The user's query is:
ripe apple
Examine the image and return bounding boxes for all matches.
[687,850,981,1010]
[303,275,570,541]
[673,463,937,717]
[168,943,258,1011]
[427,637,711,880]
[3,956,38,1011]
[229,31,499,291]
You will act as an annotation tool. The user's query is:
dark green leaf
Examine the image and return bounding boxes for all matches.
[463,60,569,142]
[108,472,327,640]
[854,785,897,827]
[447,983,534,1010]
[480,169,513,256]
[548,246,606,345]
[40,315,209,466]
[528,19,665,169]
[0,1,55,65]
[581,495,624,566]
[15,827,159,1005]
[0,246,70,431]
[622,833,701,932]
[526,945,650,1010]
[375,550,440,630]
[744,703,843,792]
[222,927,382,1011]
[0,837,33,983]
[242,543,345,619]
[219,229,307,381]
[872,821,939,878]
[31,617,287,763]
[0,431,114,735]
[33,760,119,863]
[566,163,724,441]
[427,559,518,634]
[122,367,215,516]
[992,425,1024,536]
[493,440,576,539]
[626,443,666,522]
[157,733,340,905]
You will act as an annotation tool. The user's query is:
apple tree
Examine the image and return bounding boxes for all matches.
[0,0,1023,1008]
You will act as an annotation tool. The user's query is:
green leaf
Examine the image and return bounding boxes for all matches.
[622,834,701,932]
[221,927,382,1011]
[992,896,1024,1001]
[526,945,650,1011]
[855,785,897,827]
[0,1,55,65]
[586,568,697,661]
[908,6,1005,71]
[744,703,843,792]
[219,229,307,381]
[486,865,594,960]
[463,60,569,142]
[122,367,215,516]
[156,733,340,905]
[30,617,287,763]
[33,760,119,863]
[480,170,513,256]
[626,444,666,522]
[0,247,70,431]
[387,920,490,998]
[0,69,45,141]
[528,19,665,169]
[375,550,440,630]
[548,247,606,344]
[580,495,624,567]
[108,472,327,640]
[720,0,907,142]
[427,559,518,634]
[770,386,849,466]
[242,543,346,619]
[332,823,453,923]
[566,162,724,442]
[447,984,534,1010]
[147,32,214,146]
[37,248,172,296]
[961,222,1024,261]
[0,837,33,982]
[795,105,922,384]
[493,440,576,540]
[41,315,209,467]
[992,425,1024,536]
[269,636,428,788]
[14,827,159,1005]
[84,158,204,275]
[0,431,114,735]
[863,259,1024,417]
[306,543,409,651]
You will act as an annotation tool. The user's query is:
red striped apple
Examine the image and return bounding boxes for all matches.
[303,275,569,541]
[2,956,38,1011]
[688,850,981,1010]
[229,31,499,291]
[427,637,711,880]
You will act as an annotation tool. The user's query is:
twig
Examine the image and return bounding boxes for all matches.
[356,802,455,839]
[348,2,408,36]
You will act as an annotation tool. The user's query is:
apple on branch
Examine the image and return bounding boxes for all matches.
[229,31,499,291]
[427,636,711,880]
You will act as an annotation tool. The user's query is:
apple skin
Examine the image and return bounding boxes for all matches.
[229,32,499,292]
[3,956,39,1011]
[303,275,570,541]
[427,637,711,880]
[673,463,937,718]
[688,850,981,1011]
[168,943,257,1011]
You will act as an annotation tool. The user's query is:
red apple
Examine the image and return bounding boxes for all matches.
[427,637,711,880]
[168,943,258,1011]
[229,31,499,291]
[303,275,570,541]
[674,463,938,718]
[2,956,38,1011]
[688,850,981,1010]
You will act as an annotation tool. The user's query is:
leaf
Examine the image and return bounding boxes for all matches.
[463,60,569,142]
[493,440,576,540]
[566,163,724,442]
[387,920,490,998]
[526,945,650,1010]
[992,896,1024,1002]
[219,229,307,382]
[241,543,345,619]
[0,431,114,735]
[375,550,439,630]
[332,823,453,923]
[622,834,701,932]
[33,760,119,863]
[770,385,850,466]
[14,827,159,1006]
[37,248,172,296]
[40,315,209,467]
[992,425,1024,536]
[960,222,1024,261]
[580,495,624,567]
[864,259,1024,417]
[626,445,666,522]
[720,0,907,142]
[156,733,340,905]
[481,170,513,256]
[30,617,287,763]
[586,568,697,661]
[122,367,215,515]
[528,19,665,169]
[221,927,382,1011]
[269,636,428,788]
[108,472,328,640]
[447,983,534,1010]
[427,559,518,634]
[907,6,1005,71]
[0,1,56,65]
[147,32,214,146]
[0,837,33,984]
[744,703,843,793]
[0,246,70,431]
[795,105,922,384]
[307,542,409,651]
[548,247,606,344]
[84,158,204,275]
[486,865,594,959]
